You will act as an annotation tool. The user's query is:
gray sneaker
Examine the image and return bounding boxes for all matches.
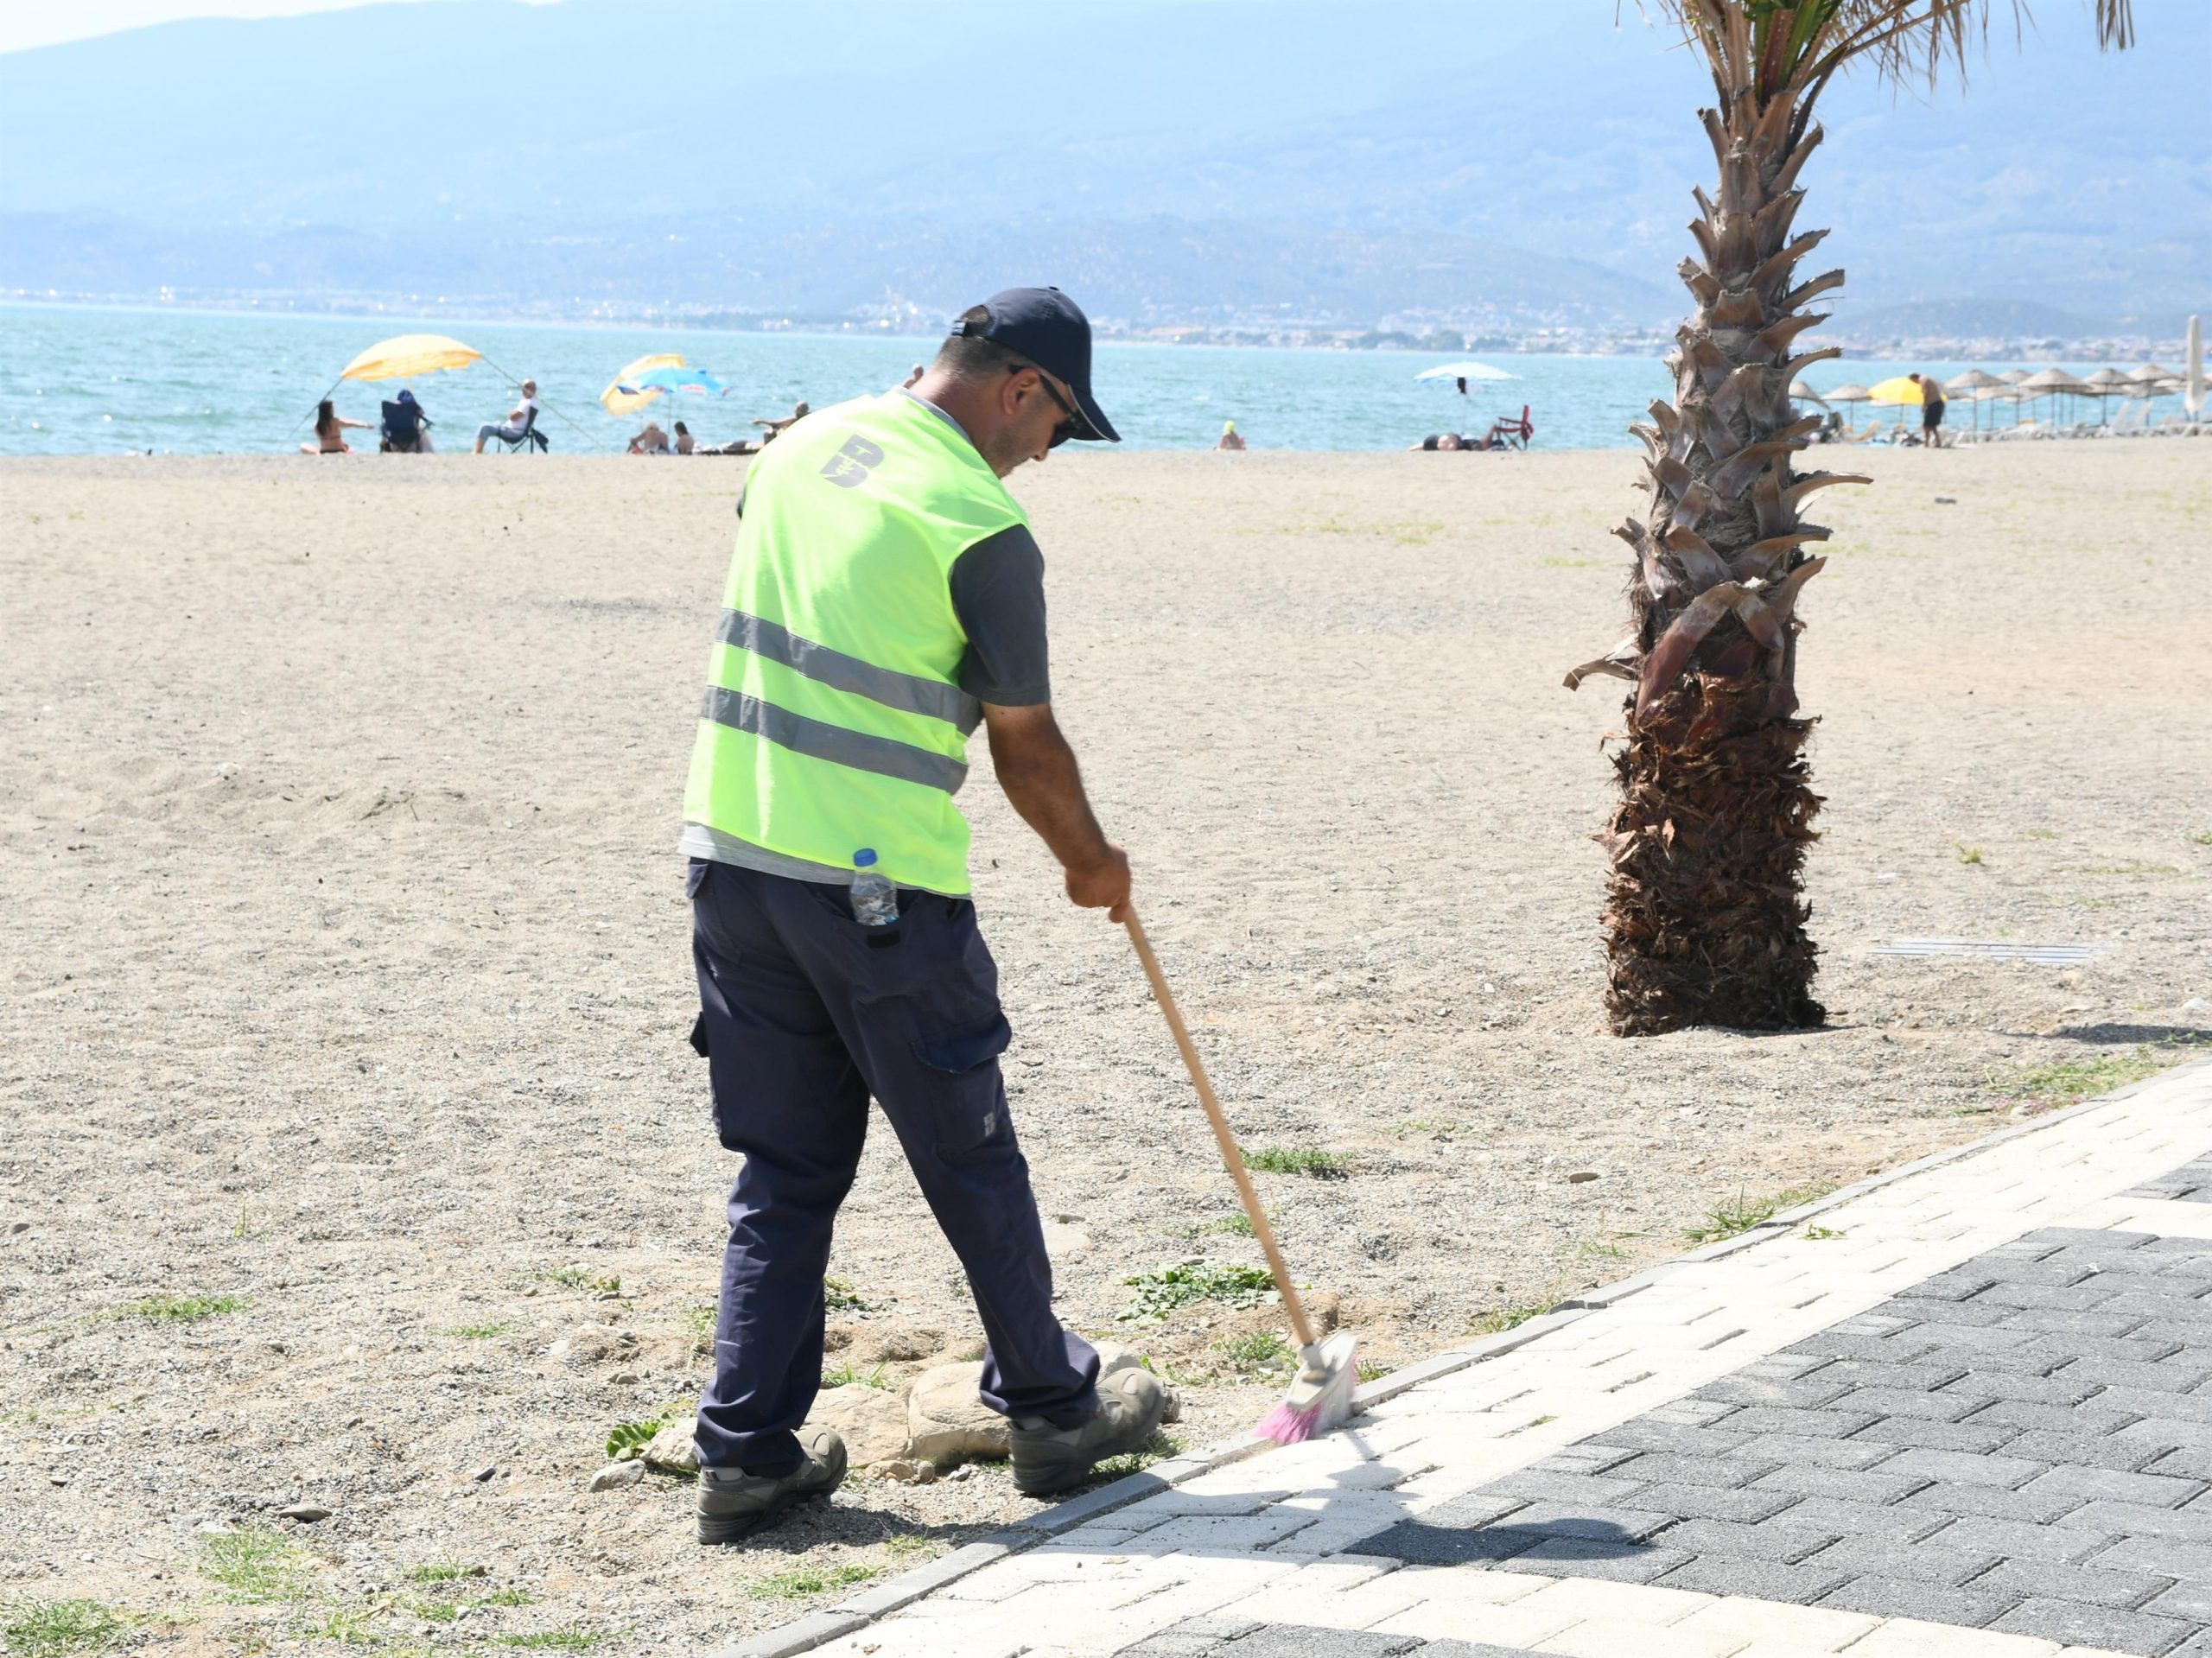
[696,1429,847,1545]
[1009,1368,1166,1497]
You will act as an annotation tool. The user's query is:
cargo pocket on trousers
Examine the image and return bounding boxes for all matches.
[914,1013,1014,1160]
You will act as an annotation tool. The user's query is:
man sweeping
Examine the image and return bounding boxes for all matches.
[678,288,1167,1544]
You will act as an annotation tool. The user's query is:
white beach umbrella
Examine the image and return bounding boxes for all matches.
[1414,360,1515,384]
[2187,315,2204,418]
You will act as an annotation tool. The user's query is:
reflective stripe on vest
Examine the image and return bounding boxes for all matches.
[680,392,1027,896]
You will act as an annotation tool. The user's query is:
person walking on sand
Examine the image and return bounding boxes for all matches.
[678,286,1164,1545]
[1910,372,1946,448]
[473,380,539,453]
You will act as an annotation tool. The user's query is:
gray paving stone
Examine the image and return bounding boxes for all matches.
[1848,1415,2031,1456]
[1486,1502,1676,1543]
[1902,1270,2003,1302]
[1695,1374,1857,1409]
[1802,1532,2003,1586]
[1597,1452,1779,1490]
[1968,1557,2180,1610]
[1418,1493,1531,1529]
[1939,1369,2108,1406]
[1875,1446,2053,1488]
[1344,1521,1541,1567]
[1608,1480,1802,1524]
[2144,1579,2212,1621]
[2005,1428,2171,1471]
[1117,1617,1264,1656]
[1891,1478,2088,1524]
[1896,1321,2044,1352]
[1655,1517,1843,1563]
[1712,1405,1881,1440]
[1818,1573,2020,1628]
[1581,1420,1757,1458]
[2087,1534,2212,1578]
[1751,1462,1935,1505]
[2004,1307,2164,1341]
[1793,1358,1972,1392]
[1989,1598,2198,1655]
[1405,1644,1548,1658]
[1479,1468,1649,1507]
[1962,1395,2146,1435]
[1833,1386,1993,1423]
[2022,1464,2209,1510]
[1650,1553,1853,1604]
[1738,1432,1898,1471]
[1931,1514,2122,1564]
[1213,1627,1422,1658]
[2149,1445,2212,1482]
[2102,1388,2212,1426]
[1783,1332,1944,1363]
[1980,1281,2126,1312]
[1882,1299,2020,1329]
[2062,1500,2212,1543]
[2022,1334,2194,1368]
[1505,1538,1694,1583]
[1780,1496,1954,1542]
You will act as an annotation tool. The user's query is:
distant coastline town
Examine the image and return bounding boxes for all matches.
[3,286,2191,365]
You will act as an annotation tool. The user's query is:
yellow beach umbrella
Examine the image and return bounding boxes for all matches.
[1866,375,1926,405]
[340,333,483,383]
[601,353,685,418]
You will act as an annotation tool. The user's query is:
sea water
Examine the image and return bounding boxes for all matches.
[0,302,2107,458]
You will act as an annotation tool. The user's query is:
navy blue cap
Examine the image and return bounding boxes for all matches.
[953,286,1119,443]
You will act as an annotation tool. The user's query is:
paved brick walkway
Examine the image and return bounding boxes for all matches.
[730,1059,2212,1658]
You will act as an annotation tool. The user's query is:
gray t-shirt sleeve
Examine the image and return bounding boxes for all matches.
[948,524,1050,707]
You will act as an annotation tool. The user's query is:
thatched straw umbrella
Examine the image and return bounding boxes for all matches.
[1946,369,2003,434]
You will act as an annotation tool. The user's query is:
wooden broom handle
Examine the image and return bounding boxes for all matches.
[1122,906,1318,1352]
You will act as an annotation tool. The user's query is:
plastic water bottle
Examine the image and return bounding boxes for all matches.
[849,848,898,927]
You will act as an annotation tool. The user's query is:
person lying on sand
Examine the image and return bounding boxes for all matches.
[677,286,1161,1547]
[301,400,371,454]
[1411,432,1467,451]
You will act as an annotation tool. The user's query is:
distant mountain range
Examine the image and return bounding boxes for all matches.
[2,0,2203,337]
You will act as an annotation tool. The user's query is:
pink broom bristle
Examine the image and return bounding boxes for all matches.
[1255,1332,1358,1445]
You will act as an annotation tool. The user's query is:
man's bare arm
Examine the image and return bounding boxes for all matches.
[981,702,1130,919]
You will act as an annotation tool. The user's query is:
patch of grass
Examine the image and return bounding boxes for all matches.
[200,1528,315,1604]
[2,1598,132,1658]
[308,1607,378,1644]
[479,1590,534,1608]
[679,1304,716,1337]
[2187,829,2212,848]
[1992,1043,2201,1108]
[1578,1240,1628,1261]
[2080,862,2181,877]
[747,1565,877,1602]
[1530,1414,1559,1427]
[880,1534,941,1561]
[1471,1301,1554,1336]
[822,1276,869,1312]
[448,1323,512,1341]
[1119,1260,1276,1323]
[1804,1225,1847,1242]
[1392,1116,1459,1138]
[544,1266,620,1297]
[1685,1183,1834,1245]
[1356,1359,1392,1383]
[493,1634,602,1651]
[1211,1331,1294,1373]
[1085,1432,1186,1484]
[1539,556,1599,569]
[821,1362,889,1390]
[232,1204,263,1240]
[1242,1145,1352,1179]
[107,1293,251,1323]
[1199,1212,1256,1237]
[2023,828,2062,840]
[405,1563,479,1585]
[1955,843,1985,865]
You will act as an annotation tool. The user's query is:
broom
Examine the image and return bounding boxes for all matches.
[1122,906,1359,1445]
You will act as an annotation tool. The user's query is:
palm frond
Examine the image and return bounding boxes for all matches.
[1642,0,2133,99]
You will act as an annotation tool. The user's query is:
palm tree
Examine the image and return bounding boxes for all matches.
[1567,0,2133,1037]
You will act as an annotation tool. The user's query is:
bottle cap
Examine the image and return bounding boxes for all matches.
[853,848,877,868]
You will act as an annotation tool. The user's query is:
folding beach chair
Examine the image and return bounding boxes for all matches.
[493,406,549,454]
[378,400,426,454]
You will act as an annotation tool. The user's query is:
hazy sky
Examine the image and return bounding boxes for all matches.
[0,0,544,54]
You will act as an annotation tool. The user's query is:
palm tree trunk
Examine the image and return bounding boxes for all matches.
[1567,32,1862,1037]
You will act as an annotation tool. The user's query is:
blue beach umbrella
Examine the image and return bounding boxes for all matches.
[622,365,730,397]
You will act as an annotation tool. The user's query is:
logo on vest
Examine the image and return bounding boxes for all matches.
[818,434,886,490]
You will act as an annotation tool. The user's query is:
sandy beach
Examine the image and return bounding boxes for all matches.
[3,441,2208,1653]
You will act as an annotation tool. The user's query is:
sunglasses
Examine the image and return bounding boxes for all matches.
[1010,363,1082,448]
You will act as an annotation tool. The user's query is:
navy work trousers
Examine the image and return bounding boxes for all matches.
[688,858,1099,1475]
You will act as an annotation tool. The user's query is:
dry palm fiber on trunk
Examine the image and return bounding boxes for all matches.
[1566,2,2133,1038]
[1600,672,1823,1036]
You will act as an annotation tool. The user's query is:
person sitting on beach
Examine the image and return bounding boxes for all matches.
[629,419,671,455]
[300,399,371,454]
[1216,420,1247,452]
[752,401,810,442]
[473,380,540,453]
[381,388,434,453]
[674,421,696,455]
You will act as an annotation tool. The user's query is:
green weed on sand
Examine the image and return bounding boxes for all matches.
[199,1528,315,1604]
[747,1565,876,1602]
[1242,1146,1352,1178]
[1992,1043,2202,1109]
[1119,1261,1275,1323]
[105,1293,250,1324]
[1685,1183,1834,1245]
[2,1598,132,1658]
